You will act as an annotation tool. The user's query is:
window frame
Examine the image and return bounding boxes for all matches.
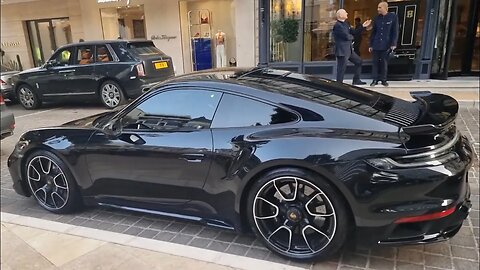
[118,86,224,133]
[209,92,301,129]
[94,44,115,63]
[49,46,75,66]
[75,45,95,66]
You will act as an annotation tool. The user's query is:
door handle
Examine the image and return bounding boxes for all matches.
[58,69,76,73]
[180,153,205,163]
[119,134,146,145]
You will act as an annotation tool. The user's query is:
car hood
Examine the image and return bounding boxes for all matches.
[62,111,114,128]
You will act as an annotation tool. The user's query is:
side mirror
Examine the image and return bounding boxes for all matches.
[44,59,58,69]
[103,118,122,138]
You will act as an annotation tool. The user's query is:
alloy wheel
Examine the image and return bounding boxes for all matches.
[253,176,337,256]
[27,156,70,210]
[18,87,35,108]
[101,83,121,108]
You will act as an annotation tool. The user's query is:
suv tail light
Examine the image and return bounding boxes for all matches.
[0,94,5,105]
[0,79,6,86]
[136,63,146,77]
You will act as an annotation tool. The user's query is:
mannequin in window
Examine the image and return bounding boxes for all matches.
[215,30,226,68]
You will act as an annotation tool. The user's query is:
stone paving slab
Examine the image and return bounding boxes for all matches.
[0,105,479,270]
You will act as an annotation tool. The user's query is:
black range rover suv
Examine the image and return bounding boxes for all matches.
[13,40,175,109]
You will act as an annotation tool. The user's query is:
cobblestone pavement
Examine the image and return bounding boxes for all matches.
[1,104,479,270]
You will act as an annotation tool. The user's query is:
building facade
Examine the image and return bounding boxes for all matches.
[258,0,479,79]
[0,0,257,75]
[1,0,478,79]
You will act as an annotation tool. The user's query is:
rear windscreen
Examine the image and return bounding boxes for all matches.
[127,42,165,56]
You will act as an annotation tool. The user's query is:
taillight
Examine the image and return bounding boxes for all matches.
[136,63,145,77]
[394,206,456,224]
[0,95,5,105]
[0,79,6,85]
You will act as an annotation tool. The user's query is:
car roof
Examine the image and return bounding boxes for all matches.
[163,67,386,106]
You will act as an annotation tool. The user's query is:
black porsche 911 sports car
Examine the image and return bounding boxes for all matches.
[8,68,474,261]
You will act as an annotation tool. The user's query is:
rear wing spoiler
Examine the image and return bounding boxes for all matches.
[401,91,459,136]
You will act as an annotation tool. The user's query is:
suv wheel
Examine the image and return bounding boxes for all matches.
[99,81,126,109]
[17,84,41,110]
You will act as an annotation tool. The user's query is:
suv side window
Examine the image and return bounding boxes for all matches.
[76,45,94,65]
[211,94,298,128]
[96,45,112,62]
[122,89,222,131]
[51,47,74,66]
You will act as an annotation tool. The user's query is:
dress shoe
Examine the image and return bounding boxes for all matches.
[370,80,378,86]
[381,81,389,87]
[352,80,367,85]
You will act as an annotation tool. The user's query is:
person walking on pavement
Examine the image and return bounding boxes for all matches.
[353,17,363,56]
[369,1,399,87]
[333,9,371,85]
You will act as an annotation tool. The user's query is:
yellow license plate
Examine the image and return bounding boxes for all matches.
[154,62,168,69]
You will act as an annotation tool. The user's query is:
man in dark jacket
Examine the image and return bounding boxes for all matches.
[369,1,399,87]
[333,9,371,85]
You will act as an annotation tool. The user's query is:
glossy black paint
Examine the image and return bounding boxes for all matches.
[12,40,174,103]
[8,68,473,246]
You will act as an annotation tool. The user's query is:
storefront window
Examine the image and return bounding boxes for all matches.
[100,5,146,40]
[270,0,303,62]
[342,0,376,59]
[473,20,480,71]
[26,18,72,67]
[303,0,338,62]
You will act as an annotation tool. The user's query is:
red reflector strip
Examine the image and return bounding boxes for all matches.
[394,207,456,224]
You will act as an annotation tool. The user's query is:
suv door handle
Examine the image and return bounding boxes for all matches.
[58,69,76,73]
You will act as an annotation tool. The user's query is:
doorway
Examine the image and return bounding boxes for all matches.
[26,18,72,67]
[431,0,479,78]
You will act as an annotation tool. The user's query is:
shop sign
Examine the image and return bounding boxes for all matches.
[151,34,177,41]
[1,41,21,48]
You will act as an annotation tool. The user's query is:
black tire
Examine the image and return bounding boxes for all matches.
[17,84,41,110]
[246,168,350,261]
[24,150,82,214]
[99,80,126,109]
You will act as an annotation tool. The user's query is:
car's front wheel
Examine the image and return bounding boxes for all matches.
[25,150,81,214]
[17,84,41,110]
[99,80,126,109]
[247,168,350,261]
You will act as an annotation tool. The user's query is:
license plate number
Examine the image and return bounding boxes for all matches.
[154,62,168,69]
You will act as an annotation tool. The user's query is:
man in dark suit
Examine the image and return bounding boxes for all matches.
[333,9,371,85]
[369,1,399,87]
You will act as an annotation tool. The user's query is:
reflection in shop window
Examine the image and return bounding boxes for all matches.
[100,5,146,40]
[270,0,303,62]
[303,0,338,62]
[342,0,376,60]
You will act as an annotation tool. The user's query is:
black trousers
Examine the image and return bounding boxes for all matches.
[336,51,362,83]
[372,50,389,82]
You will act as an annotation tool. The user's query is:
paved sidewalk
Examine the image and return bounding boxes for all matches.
[1,213,308,270]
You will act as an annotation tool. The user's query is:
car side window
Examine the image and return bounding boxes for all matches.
[211,94,298,128]
[51,47,74,66]
[96,45,112,62]
[122,89,222,131]
[77,46,94,65]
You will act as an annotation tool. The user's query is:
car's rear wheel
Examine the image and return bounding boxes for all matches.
[25,150,81,214]
[17,84,41,110]
[247,168,349,261]
[99,80,126,109]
